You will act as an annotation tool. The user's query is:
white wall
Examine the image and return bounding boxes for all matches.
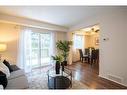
[0,22,67,65]
[69,8,127,86]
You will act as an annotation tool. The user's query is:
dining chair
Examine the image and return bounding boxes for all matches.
[78,49,89,63]
[84,48,90,55]
[90,49,99,65]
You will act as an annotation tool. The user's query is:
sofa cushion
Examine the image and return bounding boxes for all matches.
[8,69,25,80]
[10,65,20,71]
[0,61,10,78]
[0,85,3,89]
[3,60,13,73]
[6,75,29,89]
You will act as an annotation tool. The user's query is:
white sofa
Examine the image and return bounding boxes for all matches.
[6,68,29,89]
[0,65,29,89]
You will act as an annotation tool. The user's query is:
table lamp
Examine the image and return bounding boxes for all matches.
[0,43,7,60]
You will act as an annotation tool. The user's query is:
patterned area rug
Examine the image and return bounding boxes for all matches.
[27,66,89,89]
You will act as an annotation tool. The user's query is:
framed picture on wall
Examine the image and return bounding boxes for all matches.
[95,37,99,45]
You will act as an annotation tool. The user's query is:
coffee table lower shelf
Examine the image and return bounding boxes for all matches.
[48,76,72,89]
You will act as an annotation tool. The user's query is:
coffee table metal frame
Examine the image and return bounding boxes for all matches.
[47,66,72,89]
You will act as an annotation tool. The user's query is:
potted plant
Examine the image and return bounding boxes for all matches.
[56,40,72,66]
[52,55,63,74]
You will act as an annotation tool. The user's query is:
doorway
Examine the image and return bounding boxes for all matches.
[72,24,100,73]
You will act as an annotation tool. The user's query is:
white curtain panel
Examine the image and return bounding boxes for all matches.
[17,28,32,73]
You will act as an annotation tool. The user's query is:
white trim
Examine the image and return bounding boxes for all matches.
[98,74,127,87]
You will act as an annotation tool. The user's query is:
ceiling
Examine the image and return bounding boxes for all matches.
[0,6,126,28]
[74,25,100,35]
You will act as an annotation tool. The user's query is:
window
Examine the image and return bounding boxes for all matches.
[73,34,84,49]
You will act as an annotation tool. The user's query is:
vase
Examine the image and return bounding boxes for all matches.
[61,62,65,71]
[63,60,67,66]
[55,61,60,74]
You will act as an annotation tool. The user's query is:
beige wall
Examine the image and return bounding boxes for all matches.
[86,33,99,49]
[66,32,73,65]
[0,23,20,64]
[0,22,67,65]
[69,8,127,86]
[84,35,90,48]
[56,31,67,41]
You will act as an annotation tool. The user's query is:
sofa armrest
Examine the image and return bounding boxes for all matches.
[6,75,29,89]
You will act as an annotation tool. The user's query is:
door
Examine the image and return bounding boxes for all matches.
[26,32,51,70]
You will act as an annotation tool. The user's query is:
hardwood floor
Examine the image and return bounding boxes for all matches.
[67,61,127,89]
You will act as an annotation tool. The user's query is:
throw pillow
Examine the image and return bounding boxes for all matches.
[0,71,8,89]
[0,85,4,89]
[3,60,13,73]
[0,61,10,78]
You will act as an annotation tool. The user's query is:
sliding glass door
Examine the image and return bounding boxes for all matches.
[26,32,51,70]
[31,32,40,69]
[40,33,51,67]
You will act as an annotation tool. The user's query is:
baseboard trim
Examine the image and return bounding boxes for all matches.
[98,74,127,87]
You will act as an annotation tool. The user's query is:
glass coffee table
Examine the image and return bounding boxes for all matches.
[47,66,72,89]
